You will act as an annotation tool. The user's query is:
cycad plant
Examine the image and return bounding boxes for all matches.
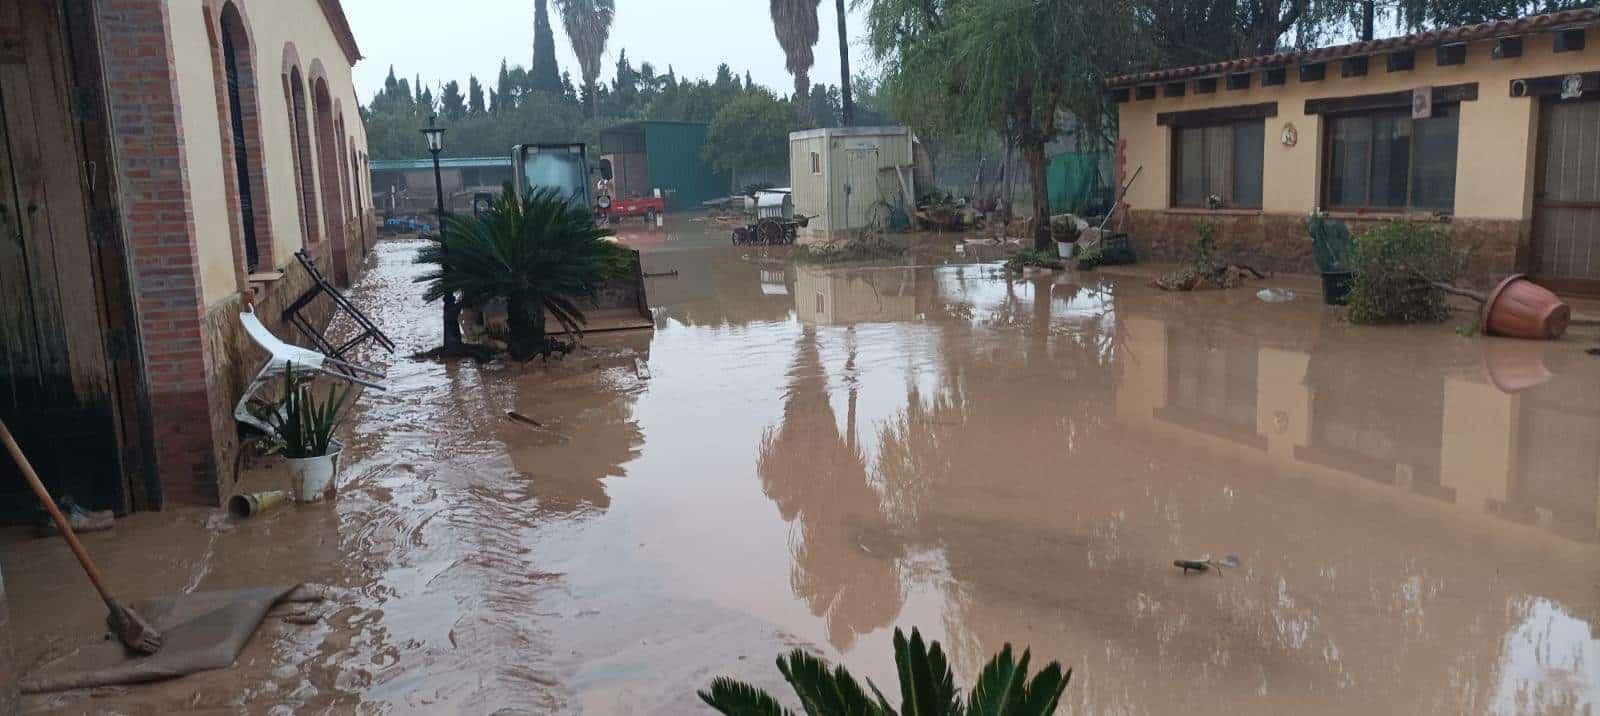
[699,627,1071,715]
[414,186,613,358]
[260,363,350,459]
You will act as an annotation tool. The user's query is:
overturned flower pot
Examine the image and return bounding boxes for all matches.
[1481,274,1570,340]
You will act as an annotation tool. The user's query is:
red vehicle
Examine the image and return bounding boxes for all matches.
[598,194,665,224]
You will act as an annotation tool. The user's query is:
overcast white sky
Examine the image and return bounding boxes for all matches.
[343,0,874,105]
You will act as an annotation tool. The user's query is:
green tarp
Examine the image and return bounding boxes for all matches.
[1047,152,1108,215]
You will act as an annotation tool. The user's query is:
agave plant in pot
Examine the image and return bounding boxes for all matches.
[260,364,351,503]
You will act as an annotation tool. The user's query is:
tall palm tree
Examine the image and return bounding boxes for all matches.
[552,0,615,117]
[834,0,854,125]
[770,0,820,118]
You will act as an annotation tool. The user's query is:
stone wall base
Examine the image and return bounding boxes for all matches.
[1124,210,1528,288]
[193,248,342,505]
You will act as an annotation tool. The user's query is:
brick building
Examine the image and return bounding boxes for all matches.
[0,0,374,517]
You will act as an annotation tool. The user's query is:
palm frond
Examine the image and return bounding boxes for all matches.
[699,677,795,716]
[893,628,957,716]
[776,649,885,716]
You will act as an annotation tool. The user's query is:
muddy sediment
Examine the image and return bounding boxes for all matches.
[6,219,1600,714]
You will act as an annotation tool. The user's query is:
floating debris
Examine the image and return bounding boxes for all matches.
[1174,553,1241,575]
[507,411,543,427]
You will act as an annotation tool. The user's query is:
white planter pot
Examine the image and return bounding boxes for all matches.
[1056,240,1078,259]
[284,439,342,503]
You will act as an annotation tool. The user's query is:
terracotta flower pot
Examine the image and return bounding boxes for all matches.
[1480,339,1554,393]
[1481,274,1569,340]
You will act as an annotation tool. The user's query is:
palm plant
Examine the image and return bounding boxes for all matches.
[552,0,615,117]
[770,0,821,116]
[414,186,614,358]
[700,627,1071,715]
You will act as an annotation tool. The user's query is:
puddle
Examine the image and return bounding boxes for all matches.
[9,217,1600,714]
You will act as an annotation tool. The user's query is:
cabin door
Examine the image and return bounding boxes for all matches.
[1531,97,1600,293]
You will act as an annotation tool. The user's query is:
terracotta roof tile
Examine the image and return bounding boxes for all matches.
[1106,9,1598,88]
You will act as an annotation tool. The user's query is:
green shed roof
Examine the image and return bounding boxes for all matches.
[370,156,512,172]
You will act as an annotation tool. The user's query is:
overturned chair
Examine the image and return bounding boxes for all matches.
[233,309,386,436]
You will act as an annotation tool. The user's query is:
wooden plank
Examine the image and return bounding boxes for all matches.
[1194,77,1217,94]
[1298,63,1326,82]
[1263,68,1286,86]
[1157,101,1278,127]
[63,0,145,511]
[1304,82,1479,115]
[1163,81,1185,98]
[19,0,109,400]
[0,42,44,409]
[0,0,70,399]
[1226,73,1251,90]
[1342,57,1369,78]
[1388,50,1415,72]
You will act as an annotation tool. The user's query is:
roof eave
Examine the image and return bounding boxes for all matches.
[1105,9,1599,90]
[318,0,363,66]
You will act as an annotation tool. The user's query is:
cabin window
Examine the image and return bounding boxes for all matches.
[1325,106,1457,212]
[810,152,821,175]
[1171,119,1264,208]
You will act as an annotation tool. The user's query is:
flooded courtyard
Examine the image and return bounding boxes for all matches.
[9,222,1600,714]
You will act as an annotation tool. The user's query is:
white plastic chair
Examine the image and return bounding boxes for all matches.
[233,309,385,435]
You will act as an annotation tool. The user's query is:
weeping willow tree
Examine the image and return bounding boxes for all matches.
[770,0,821,119]
[864,0,1142,250]
[553,0,615,117]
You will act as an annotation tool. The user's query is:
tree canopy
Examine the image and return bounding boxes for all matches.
[703,90,799,178]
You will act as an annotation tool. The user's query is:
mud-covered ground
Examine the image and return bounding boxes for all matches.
[8,219,1600,714]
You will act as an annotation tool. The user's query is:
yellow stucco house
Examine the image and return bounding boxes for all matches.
[1,0,374,515]
[1109,9,1600,292]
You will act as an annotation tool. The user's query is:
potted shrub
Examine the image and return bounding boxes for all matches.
[1050,214,1082,259]
[1306,215,1354,305]
[260,364,351,503]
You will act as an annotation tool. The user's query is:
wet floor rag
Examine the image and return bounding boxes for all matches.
[20,584,316,693]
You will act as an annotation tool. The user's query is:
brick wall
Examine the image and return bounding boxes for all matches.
[98,0,234,506]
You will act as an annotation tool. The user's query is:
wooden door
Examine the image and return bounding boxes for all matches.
[1532,98,1600,293]
[0,0,128,519]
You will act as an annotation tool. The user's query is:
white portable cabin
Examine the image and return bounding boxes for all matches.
[789,127,916,244]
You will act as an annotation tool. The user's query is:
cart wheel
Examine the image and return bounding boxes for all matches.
[732,227,750,245]
[756,219,784,245]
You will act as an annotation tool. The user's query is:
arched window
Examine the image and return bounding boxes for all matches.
[312,76,348,282]
[216,2,264,271]
[285,65,319,245]
[349,144,365,255]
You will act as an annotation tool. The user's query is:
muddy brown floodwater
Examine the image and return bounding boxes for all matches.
[8,217,1600,714]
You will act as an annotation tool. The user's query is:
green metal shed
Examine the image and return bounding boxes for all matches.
[600,121,731,210]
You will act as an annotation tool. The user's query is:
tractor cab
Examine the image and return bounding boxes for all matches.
[511,143,614,214]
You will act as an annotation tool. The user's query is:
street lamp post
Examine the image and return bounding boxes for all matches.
[421,115,462,349]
